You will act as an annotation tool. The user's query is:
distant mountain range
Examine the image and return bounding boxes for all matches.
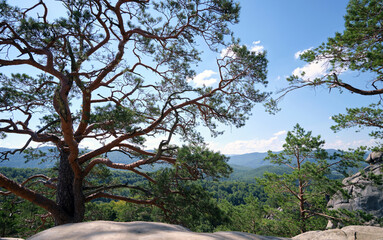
[0,147,161,171]
[0,147,289,182]
[0,147,365,182]
[0,147,354,169]
[0,147,276,169]
[227,152,270,168]
[0,147,55,169]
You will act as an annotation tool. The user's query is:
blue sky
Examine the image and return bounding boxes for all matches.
[191,0,379,154]
[0,0,379,154]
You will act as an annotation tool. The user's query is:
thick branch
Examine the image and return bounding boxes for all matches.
[84,183,152,196]
[0,173,62,218]
[85,191,156,205]
[330,73,383,95]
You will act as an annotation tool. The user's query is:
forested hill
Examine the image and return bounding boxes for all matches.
[0,147,341,169]
[0,147,348,182]
[227,149,340,168]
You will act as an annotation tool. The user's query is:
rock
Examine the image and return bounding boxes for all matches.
[293,225,383,240]
[0,238,25,240]
[366,152,383,164]
[327,152,383,222]
[292,229,347,240]
[20,221,383,240]
[26,221,289,240]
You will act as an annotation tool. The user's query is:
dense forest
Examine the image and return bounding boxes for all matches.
[0,161,376,238]
[0,166,267,237]
[0,127,376,238]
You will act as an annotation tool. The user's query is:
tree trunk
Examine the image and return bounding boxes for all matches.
[299,184,306,233]
[55,148,84,225]
[299,199,306,233]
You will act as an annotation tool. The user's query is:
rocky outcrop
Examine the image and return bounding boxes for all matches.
[3,221,382,240]
[26,221,289,240]
[0,238,24,240]
[292,225,383,240]
[327,152,383,221]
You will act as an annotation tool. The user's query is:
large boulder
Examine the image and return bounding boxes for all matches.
[327,152,383,221]
[293,225,383,240]
[26,221,289,240]
[0,238,24,240]
[8,221,383,240]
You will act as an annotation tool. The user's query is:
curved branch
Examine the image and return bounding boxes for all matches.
[0,173,63,219]
[83,156,160,184]
[85,191,156,205]
[118,143,176,164]
[332,73,383,95]
[84,183,152,196]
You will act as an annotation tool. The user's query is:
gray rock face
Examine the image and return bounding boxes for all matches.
[26,221,289,240]
[0,238,25,240]
[293,225,383,240]
[327,152,383,220]
[9,221,383,240]
[366,152,383,164]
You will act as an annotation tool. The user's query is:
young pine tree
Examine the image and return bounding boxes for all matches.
[257,124,364,234]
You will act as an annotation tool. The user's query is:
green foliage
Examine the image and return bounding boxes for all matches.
[1,166,265,235]
[176,145,232,180]
[328,208,379,227]
[201,180,267,205]
[0,0,272,226]
[0,195,20,237]
[3,162,378,238]
[215,196,266,234]
[257,124,364,234]
[0,168,55,238]
[331,103,383,139]
[297,0,383,88]
[0,73,56,112]
[0,194,54,238]
[271,0,383,118]
[89,104,145,144]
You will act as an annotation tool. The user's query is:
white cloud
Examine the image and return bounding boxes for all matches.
[250,41,265,54]
[143,137,162,150]
[274,130,287,136]
[188,70,218,87]
[80,135,169,151]
[209,130,287,155]
[0,135,42,149]
[220,40,265,58]
[292,58,331,82]
[292,48,348,82]
[220,46,236,58]
[79,139,99,150]
[324,139,376,150]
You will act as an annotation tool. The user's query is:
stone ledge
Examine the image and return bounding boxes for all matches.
[4,221,383,240]
[292,225,383,240]
[26,221,289,240]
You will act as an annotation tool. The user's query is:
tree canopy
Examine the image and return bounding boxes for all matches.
[0,0,269,225]
[268,0,383,147]
[257,124,364,234]
[285,0,383,96]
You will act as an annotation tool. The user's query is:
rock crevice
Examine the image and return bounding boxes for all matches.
[327,152,383,226]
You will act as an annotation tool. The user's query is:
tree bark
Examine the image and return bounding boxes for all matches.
[55,148,84,225]
[299,184,306,233]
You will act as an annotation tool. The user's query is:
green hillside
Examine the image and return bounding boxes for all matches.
[228,164,292,182]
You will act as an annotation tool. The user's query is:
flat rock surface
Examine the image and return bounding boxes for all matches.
[293,225,383,240]
[0,238,25,240]
[26,221,289,240]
